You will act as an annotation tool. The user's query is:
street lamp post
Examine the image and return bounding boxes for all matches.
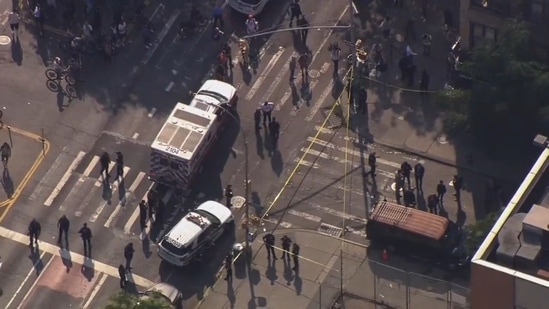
[206,102,251,255]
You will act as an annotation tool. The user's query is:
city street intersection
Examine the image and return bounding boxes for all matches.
[0,0,506,308]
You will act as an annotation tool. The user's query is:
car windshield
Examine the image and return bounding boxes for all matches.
[194,209,221,225]
[197,90,229,104]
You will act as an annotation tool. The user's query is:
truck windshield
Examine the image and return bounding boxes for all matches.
[197,90,229,104]
[161,238,192,256]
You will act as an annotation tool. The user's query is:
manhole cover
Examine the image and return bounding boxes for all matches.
[0,35,11,46]
[437,134,449,144]
[308,69,320,79]
[231,196,246,209]
[318,223,343,237]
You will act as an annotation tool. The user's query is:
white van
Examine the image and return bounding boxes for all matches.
[158,201,234,266]
[229,0,270,16]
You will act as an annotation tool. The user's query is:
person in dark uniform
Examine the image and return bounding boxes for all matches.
[57,215,70,247]
[364,152,377,179]
[28,219,41,247]
[263,233,277,260]
[100,152,110,179]
[224,185,233,207]
[453,175,463,201]
[288,0,302,27]
[427,194,438,214]
[268,117,280,150]
[436,180,447,207]
[291,242,300,271]
[115,151,124,181]
[78,223,92,257]
[400,161,412,188]
[124,243,135,272]
[414,163,425,191]
[254,108,262,132]
[139,200,148,230]
[224,256,233,281]
[281,235,292,260]
[118,264,127,289]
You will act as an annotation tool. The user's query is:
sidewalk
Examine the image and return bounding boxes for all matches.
[347,1,526,183]
[197,229,470,309]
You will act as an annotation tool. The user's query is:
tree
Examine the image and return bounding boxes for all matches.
[463,212,499,256]
[437,19,549,153]
[105,291,173,309]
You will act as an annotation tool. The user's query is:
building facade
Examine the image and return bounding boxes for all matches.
[459,0,549,61]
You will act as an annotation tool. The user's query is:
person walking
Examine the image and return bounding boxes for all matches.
[78,223,92,257]
[254,108,262,131]
[400,161,412,188]
[395,170,404,198]
[329,42,341,76]
[57,215,70,247]
[298,52,309,81]
[139,200,148,230]
[115,152,124,181]
[281,235,292,260]
[28,219,41,247]
[100,152,111,179]
[297,16,309,44]
[124,243,135,272]
[291,242,300,271]
[224,185,233,207]
[260,101,274,124]
[289,0,302,27]
[414,163,425,190]
[118,264,127,289]
[1,142,11,168]
[262,233,277,260]
[436,180,447,207]
[224,256,233,281]
[420,70,430,96]
[364,152,377,178]
[269,117,280,150]
[8,11,20,39]
[452,175,464,202]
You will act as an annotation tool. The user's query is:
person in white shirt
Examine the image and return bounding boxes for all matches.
[246,15,258,36]
[8,11,20,38]
[260,101,274,124]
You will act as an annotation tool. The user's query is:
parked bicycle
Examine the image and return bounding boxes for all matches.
[45,57,76,85]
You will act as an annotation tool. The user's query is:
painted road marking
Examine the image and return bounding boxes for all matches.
[82,273,108,309]
[290,79,319,116]
[245,48,285,101]
[124,183,154,234]
[0,226,154,287]
[142,10,181,65]
[311,204,368,224]
[83,155,99,177]
[148,108,157,118]
[44,151,85,207]
[313,125,334,134]
[305,79,333,121]
[59,176,90,211]
[16,254,55,309]
[28,148,69,201]
[104,172,147,228]
[267,51,297,110]
[287,209,321,222]
[4,251,47,309]
[75,184,100,217]
[89,166,130,222]
[132,132,140,139]
[165,81,175,92]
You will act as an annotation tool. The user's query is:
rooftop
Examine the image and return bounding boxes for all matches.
[473,137,549,295]
[151,103,217,162]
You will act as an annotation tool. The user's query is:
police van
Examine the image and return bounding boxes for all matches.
[158,201,234,266]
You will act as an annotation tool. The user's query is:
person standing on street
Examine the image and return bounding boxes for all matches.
[297,16,309,44]
[260,101,274,125]
[289,0,302,27]
[364,152,377,179]
[28,219,41,247]
[57,215,70,247]
[436,180,447,207]
[8,11,20,39]
[291,242,300,271]
[329,42,341,77]
[224,256,233,281]
[263,233,277,260]
[100,152,111,180]
[224,185,233,207]
[269,117,280,150]
[453,175,464,202]
[78,223,92,257]
[118,264,127,289]
[139,200,148,230]
[427,194,438,214]
[254,108,262,131]
[115,152,124,181]
[281,235,292,260]
[124,242,135,272]
[400,161,413,188]
[395,170,404,198]
[1,142,11,168]
[414,163,425,191]
[298,52,309,81]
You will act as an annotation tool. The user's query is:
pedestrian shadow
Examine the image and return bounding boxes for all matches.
[56,87,69,111]
[290,82,300,107]
[141,235,152,258]
[102,180,113,203]
[300,79,312,107]
[29,247,44,276]
[282,258,294,285]
[59,248,73,273]
[2,168,14,199]
[251,191,262,216]
[456,200,467,227]
[293,270,302,295]
[11,38,23,66]
[265,261,277,285]
[255,130,265,159]
[227,281,236,307]
[118,178,126,201]
[81,257,95,282]
[271,150,283,177]
[416,190,427,211]
[331,78,344,100]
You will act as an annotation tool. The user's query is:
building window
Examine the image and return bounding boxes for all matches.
[531,0,549,24]
[470,23,497,48]
[471,0,511,15]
